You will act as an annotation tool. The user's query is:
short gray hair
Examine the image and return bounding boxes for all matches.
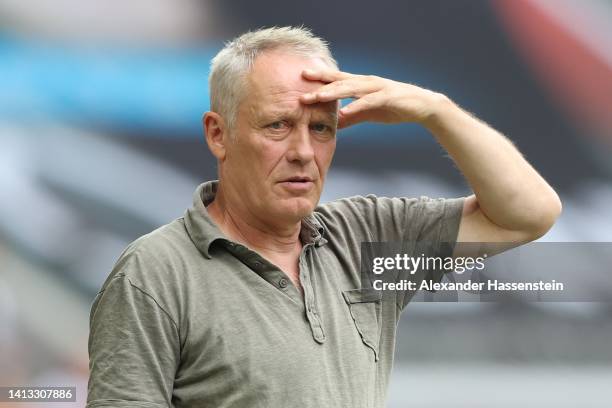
[208,26,338,130]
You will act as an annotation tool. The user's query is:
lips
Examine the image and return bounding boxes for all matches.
[282,176,313,183]
[278,176,315,192]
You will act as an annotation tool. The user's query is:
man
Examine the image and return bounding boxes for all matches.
[87,26,561,407]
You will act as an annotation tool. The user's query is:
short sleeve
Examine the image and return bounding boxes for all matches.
[318,194,463,243]
[87,272,180,408]
[415,196,465,247]
[398,195,465,308]
[316,194,465,309]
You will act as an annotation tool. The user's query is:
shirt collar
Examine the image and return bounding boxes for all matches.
[184,180,328,259]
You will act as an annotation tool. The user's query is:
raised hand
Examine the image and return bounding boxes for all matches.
[300,68,446,129]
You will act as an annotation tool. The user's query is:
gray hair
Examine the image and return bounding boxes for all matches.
[208,26,338,131]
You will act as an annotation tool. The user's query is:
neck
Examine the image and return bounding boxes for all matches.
[207,183,302,256]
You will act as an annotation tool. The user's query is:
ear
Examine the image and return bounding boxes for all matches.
[203,111,229,161]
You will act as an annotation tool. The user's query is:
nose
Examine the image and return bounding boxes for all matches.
[285,125,315,164]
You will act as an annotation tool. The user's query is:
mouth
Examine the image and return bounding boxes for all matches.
[278,176,315,192]
[282,176,314,183]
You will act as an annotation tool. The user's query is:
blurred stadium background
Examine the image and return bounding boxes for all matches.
[1,0,611,406]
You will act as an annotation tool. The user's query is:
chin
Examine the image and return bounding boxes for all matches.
[277,197,316,220]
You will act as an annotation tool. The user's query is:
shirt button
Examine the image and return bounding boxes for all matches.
[227,242,235,247]
[278,278,288,288]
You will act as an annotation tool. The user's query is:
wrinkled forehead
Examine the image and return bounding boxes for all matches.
[242,51,338,118]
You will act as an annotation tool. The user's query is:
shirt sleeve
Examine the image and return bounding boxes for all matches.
[338,194,465,309]
[399,196,466,308]
[87,269,180,408]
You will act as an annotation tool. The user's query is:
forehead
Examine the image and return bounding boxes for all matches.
[244,51,337,117]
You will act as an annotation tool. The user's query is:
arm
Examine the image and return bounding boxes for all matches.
[88,270,179,407]
[423,95,562,245]
[300,70,562,252]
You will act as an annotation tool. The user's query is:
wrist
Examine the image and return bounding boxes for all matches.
[421,92,455,129]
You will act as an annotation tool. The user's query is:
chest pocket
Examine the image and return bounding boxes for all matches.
[342,288,382,362]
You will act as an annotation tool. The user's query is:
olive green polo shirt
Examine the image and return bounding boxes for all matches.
[87,180,464,408]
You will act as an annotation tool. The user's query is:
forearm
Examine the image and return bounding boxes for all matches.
[423,94,562,233]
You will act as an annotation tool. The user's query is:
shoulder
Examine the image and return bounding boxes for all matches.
[314,194,372,218]
[131,217,193,257]
[313,193,425,226]
[313,194,377,233]
[316,194,423,213]
[315,194,415,217]
[92,218,195,325]
[99,217,194,293]
[313,193,464,243]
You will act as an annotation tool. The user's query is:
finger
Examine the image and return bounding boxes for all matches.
[338,108,370,129]
[337,95,378,128]
[301,79,380,104]
[302,68,352,83]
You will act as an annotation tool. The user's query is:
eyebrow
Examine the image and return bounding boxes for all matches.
[258,107,338,124]
[311,110,338,124]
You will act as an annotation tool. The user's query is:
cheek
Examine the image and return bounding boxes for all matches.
[260,140,285,161]
[260,142,284,172]
[239,137,286,181]
[230,134,274,170]
[315,141,336,173]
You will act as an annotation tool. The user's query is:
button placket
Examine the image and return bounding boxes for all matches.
[299,244,325,343]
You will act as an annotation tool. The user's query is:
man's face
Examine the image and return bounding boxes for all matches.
[220,51,338,225]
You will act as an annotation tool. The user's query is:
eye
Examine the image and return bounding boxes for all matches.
[310,123,333,134]
[310,122,336,140]
[267,121,288,130]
